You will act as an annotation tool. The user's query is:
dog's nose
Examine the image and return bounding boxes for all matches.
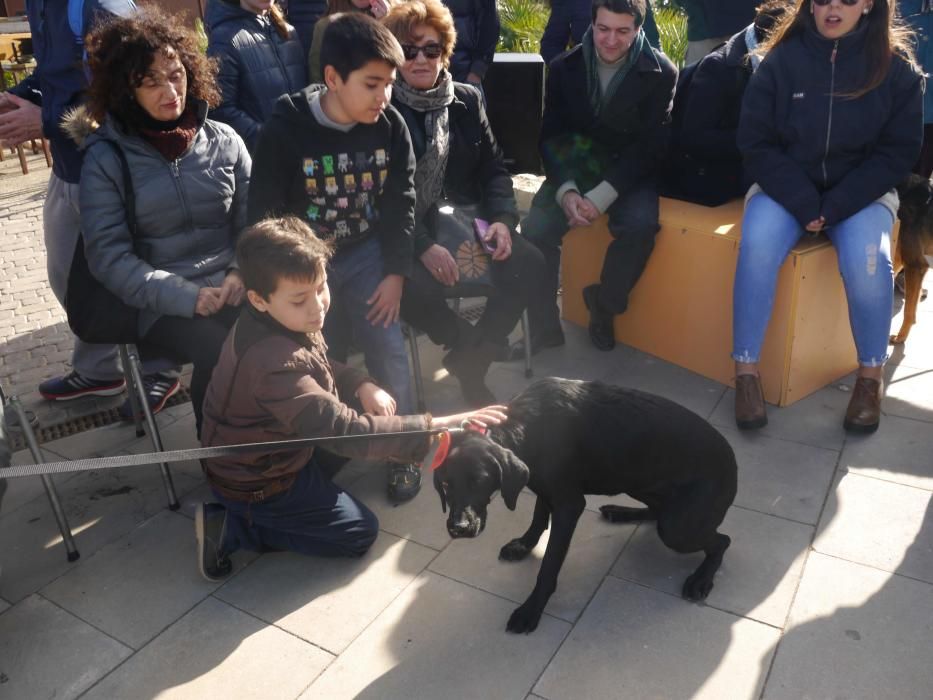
[448,515,473,538]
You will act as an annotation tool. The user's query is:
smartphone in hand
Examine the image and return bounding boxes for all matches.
[473,218,496,254]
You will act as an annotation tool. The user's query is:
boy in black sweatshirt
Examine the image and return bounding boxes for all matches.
[248,13,420,501]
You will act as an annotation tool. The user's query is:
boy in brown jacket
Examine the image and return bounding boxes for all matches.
[196,217,505,581]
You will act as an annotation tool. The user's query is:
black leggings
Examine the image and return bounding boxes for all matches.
[400,233,546,348]
[141,305,240,434]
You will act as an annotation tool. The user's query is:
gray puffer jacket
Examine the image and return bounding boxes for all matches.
[69,100,251,335]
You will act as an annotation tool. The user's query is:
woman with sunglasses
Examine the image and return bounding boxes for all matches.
[383,0,545,407]
[733,0,922,433]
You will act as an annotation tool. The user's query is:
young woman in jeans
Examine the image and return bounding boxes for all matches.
[733,0,922,433]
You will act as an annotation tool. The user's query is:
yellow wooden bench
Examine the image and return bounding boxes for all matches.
[560,197,885,406]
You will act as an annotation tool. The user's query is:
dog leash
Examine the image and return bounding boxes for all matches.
[0,421,491,481]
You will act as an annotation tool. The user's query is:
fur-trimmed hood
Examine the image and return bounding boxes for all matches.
[60,104,100,150]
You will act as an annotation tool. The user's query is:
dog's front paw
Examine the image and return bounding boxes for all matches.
[506,602,542,634]
[499,538,532,561]
[682,571,715,601]
[889,333,907,345]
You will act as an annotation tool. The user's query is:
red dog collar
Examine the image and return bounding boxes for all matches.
[421,422,488,471]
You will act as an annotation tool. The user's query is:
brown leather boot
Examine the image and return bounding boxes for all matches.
[735,374,767,430]
[844,377,883,434]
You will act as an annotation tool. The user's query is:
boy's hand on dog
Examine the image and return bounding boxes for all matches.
[366,274,403,327]
[357,381,397,416]
[433,405,508,430]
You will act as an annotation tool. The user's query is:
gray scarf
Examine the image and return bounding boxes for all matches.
[393,70,456,222]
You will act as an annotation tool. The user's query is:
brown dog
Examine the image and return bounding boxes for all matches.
[891,174,933,344]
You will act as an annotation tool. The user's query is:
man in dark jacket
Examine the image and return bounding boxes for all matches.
[0,0,178,411]
[443,0,500,84]
[516,0,677,354]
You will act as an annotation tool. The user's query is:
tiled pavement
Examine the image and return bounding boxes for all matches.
[1,151,932,698]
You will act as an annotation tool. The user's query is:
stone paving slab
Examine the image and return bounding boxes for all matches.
[0,458,204,603]
[81,596,334,700]
[763,552,933,700]
[883,363,933,424]
[41,509,257,650]
[814,471,933,582]
[2,445,73,516]
[0,597,8,614]
[429,490,637,623]
[534,576,780,700]
[215,533,437,654]
[717,424,840,525]
[301,571,571,700]
[612,505,813,628]
[841,412,933,492]
[0,593,131,700]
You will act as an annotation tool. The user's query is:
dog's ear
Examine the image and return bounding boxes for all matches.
[432,469,447,513]
[497,446,530,511]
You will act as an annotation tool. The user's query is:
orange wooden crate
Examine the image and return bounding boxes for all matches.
[560,197,887,406]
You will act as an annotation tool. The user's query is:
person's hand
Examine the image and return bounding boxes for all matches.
[366,273,404,327]
[805,216,825,233]
[578,197,600,223]
[218,270,245,307]
[433,404,508,430]
[485,222,512,261]
[357,381,397,416]
[466,72,483,85]
[0,93,42,147]
[420,244,459,286]
[195,287,223,316]
[561,191,593,228]
[369,0,389,18]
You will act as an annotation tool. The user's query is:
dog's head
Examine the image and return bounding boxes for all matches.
[896,174,933,227]
[432,431,530,539]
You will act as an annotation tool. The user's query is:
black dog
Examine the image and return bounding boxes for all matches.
[433,377,737,634]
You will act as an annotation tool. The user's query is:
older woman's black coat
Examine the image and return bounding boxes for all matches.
[394,82,518,258]
[538,42,677,197]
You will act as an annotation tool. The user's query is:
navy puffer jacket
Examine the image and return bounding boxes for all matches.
[738,22,922,227]
[207,0,308,151]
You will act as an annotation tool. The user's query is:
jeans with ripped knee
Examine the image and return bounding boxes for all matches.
[732,192,893,367]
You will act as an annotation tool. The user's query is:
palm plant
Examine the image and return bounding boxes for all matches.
[497,0,550,53]
[654,5,689,67]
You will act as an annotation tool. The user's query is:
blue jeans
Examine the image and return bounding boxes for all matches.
[215,456,378,558]
[323,237,413,413]
[733,193,894,367]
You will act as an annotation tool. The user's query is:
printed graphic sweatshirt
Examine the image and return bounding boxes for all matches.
[247,85,417,277]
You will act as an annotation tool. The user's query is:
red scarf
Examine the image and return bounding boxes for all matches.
[137,107,199,162]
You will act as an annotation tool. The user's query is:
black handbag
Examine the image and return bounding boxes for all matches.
[64,140,141,345]
[431,199,496,297]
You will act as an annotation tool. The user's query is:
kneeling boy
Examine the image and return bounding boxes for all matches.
[196,217,504,581]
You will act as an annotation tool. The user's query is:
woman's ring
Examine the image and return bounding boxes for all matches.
[436,267,442,273]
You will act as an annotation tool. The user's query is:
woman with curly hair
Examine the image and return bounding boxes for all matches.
[70,9,251,434]
[733,0,922,433]
[383,0,545,407]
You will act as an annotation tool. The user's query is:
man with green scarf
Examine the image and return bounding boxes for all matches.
[512,0,677,355]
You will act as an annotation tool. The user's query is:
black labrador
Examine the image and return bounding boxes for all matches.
[433,377,737,634]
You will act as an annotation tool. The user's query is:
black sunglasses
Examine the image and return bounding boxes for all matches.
[401,43,443,60]
[811,0,863,6]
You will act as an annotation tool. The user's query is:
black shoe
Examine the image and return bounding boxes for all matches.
[388,463,422,503]
[442,341,498,408]
[507,328,566,361]
[118,373,181,421]
[582,285,615,351]
[195,503,232,582]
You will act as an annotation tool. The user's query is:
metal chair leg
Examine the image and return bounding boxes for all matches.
[119,345,146,438]
[521,310,533,378]
[124,345,179,510]
[404,325,427,413]
[9,396,80,562]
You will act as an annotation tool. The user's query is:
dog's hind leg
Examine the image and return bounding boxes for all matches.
[500,496,550,562]
[599,504,656,523]
[891,263,930,344]
[682,533,731,601]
